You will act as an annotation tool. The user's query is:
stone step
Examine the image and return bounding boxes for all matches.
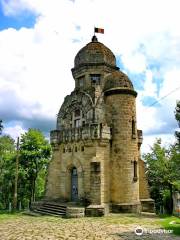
[32,202,67,217]
[43,202,67,208]
[42,204,66,211]
[140,212,157,217]
[34,208,65,216]
[22,210,42,217]
[39,206,66,214]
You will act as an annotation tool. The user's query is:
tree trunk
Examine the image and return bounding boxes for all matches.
[31,175,37,203]
[169,183,173,214]
[31,178,35,203]
[33,178,36,202]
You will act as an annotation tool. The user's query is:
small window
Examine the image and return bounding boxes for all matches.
[78,76,84,87]
[81,146,84,152]
[82,121,85,127]
[74,119,81,128]
[133,160,138,181]
[90,74,100,85]
[132,119,136,138]
[75,146,78,152]
[75,109,80,117]
[63,148,65,153]
[91,162,100,173]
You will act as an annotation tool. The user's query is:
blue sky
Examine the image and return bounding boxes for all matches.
[0,0,179,153]
[0,1,37,30]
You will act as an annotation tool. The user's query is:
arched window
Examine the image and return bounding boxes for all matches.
[72,167,77,176]
[71,167,78,201]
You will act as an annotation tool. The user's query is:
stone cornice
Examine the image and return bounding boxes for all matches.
[104,87,137,97]
[71,63,119,74]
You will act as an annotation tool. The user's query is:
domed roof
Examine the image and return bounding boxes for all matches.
[104,70,134,91]
[74,36,116,68]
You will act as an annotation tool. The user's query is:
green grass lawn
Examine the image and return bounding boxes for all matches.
[0,211,22,221]
[159,215,180,236]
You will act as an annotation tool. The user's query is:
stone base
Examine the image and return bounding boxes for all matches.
[85,205,108,217]
[140,199,155,213]
[66,206,85,218]
[111,202,141,213]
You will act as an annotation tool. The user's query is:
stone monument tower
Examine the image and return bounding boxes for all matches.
[45,35,153,215]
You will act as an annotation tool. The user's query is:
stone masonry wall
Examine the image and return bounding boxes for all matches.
[45,140,110,205]
[139,159,150,199]
[105,93,140,205]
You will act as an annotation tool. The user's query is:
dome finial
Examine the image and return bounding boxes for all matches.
[92,35,98,42]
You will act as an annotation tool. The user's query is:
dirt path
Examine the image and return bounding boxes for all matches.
[0,215,179,240]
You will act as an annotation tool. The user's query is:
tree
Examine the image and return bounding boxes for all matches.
[0,120,3,135]
[175,100,180,144]
[19,129,51,204]
[0,135,16,209]
[143,139,180,214]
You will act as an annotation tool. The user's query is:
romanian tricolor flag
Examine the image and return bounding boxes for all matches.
[94,27,104,34]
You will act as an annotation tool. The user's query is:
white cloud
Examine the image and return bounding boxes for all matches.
[0,0,180,150]
[141,133,176,154]
[4,124,26,140]
[121,52,147,74]
[136,67,179,153]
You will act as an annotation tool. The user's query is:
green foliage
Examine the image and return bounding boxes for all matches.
[0,135,16,209]
[0,129,51,210]
[175,100,180,123]
[173,181,180,191]
[143,139,180,214]
[0,120,3,135]
[0,135,15,153]
[35,168,47,200]
[159,215,180,236]
[19,129,51,203]
[162,190,172,214]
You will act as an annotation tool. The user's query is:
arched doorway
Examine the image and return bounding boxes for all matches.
[71,167,78,201]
